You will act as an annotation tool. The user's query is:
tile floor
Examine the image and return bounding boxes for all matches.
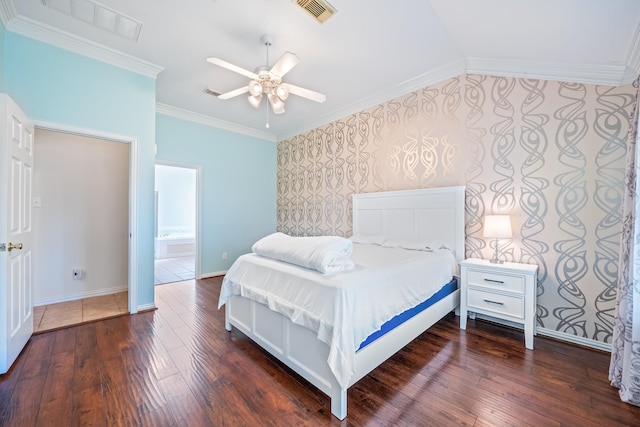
[33,291,128,333]
[155,255,195,285]
[32,255,196,333]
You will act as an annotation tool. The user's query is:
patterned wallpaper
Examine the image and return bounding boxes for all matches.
[276,74,635,344]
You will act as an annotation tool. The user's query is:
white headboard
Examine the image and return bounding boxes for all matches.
[352,186,466,264]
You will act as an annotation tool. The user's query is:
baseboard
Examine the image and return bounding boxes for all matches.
[201,270,227,278]
[136,303,157,312]
[472,313,612,352]
[536,327,612,353]
[34,285,128,307]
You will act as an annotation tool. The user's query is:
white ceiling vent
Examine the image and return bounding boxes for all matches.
[293,0,337,24]
[41,0,142,41]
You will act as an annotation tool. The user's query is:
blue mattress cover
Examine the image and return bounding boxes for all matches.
[357,278,458,351]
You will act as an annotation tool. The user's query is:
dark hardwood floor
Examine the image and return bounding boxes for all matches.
[1,277,638,426]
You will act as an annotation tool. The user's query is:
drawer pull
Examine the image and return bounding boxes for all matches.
[483,299,504,306]
[484,278,504,284]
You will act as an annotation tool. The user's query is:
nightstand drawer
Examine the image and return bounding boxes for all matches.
[467,269,524,293]
[467,289,524,319]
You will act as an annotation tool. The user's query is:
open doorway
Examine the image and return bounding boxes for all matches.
[154,163,199,285]
[32,128,133,332]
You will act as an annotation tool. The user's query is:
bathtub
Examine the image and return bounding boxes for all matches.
[154,233,196,259]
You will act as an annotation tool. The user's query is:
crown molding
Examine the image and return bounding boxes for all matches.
[279,58,467,140]
[0,0,18,27]
[625,20,640,78]
[2,0,636,141]
[156,103,277,142]
[466,56,628,86]
[3,14,163,78]
[280,56,636,140]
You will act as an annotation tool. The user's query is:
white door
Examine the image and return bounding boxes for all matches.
[0,94,34,374]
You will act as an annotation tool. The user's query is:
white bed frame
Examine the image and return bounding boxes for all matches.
[224,186,466,419]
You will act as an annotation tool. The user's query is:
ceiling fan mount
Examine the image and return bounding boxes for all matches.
[206,34,326,117]
[259,34,273,48]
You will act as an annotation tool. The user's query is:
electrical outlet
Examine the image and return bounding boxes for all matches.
[72,269,83,280]
[222,252,228,260]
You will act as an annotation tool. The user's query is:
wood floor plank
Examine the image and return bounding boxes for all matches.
[158,373,213,426]
[1,276,639,426]
[119,345,172,420]
[152,314,187,351]
[51,327,77,355]
[100,353,143,426]
[1,374,46,426]
[18,333,55,381]
[36,349,75,425]
[369,358,482,425]
[0,341,28,420]
[140,337,180,382]
[71,384,106,427]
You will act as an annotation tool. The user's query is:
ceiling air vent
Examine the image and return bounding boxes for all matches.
[203,88,221,97]
[293,0,337,24]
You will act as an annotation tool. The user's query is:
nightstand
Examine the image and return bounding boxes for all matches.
[459,258,538,349]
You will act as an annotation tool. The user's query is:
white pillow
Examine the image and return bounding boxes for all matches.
[382,237,452,252]
[426,240,453,252]
[349,234,386,245]
[382,237,429,250]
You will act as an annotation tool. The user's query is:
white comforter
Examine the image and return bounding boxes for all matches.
[218,243,457,389]
[251,232,354,274]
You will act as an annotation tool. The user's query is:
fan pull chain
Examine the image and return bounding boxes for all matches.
[265,100,270,128]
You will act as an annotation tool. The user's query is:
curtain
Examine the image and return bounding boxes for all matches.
[609,77,640,406]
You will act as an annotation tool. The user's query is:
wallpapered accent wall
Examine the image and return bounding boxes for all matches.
[276,74,636,344]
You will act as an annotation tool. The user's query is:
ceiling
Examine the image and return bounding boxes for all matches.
[2,0,640,141]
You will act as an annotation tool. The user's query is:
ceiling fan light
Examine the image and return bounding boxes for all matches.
[248,94,262,108]
[268,94,285,114]
[248,80,263,97]
[276,83,290,101]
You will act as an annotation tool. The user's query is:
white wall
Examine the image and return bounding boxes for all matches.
[33,129,129,305]
[154,164,196,235]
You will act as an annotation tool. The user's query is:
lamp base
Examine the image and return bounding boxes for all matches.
[490,238,503,263]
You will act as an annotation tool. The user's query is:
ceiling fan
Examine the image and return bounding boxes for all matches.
[206,35,326,117]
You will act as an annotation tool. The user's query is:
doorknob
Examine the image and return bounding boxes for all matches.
[7,242,23,251]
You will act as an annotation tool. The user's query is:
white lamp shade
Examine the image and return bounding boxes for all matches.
[276,83,290,100]
[247,94,262,108]
[268,94,285,114]
[248,80,263,97]
[483,215,512,239]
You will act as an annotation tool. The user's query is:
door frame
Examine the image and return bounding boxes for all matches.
[33,120,139,313]
[154,160,202,280]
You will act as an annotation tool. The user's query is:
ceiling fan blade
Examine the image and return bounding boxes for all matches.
[206,57,259,80]
[285,83,326,103]
[217,86,249,100]
[269,52,299,79]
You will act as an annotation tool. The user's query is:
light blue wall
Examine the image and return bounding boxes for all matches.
[0,23,5,92]
[4,33,156,308]
[156,114,276,274]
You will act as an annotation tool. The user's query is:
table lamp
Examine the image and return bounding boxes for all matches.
[483,215,512,264]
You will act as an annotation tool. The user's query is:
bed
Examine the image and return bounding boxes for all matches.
[218,186,465,419]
